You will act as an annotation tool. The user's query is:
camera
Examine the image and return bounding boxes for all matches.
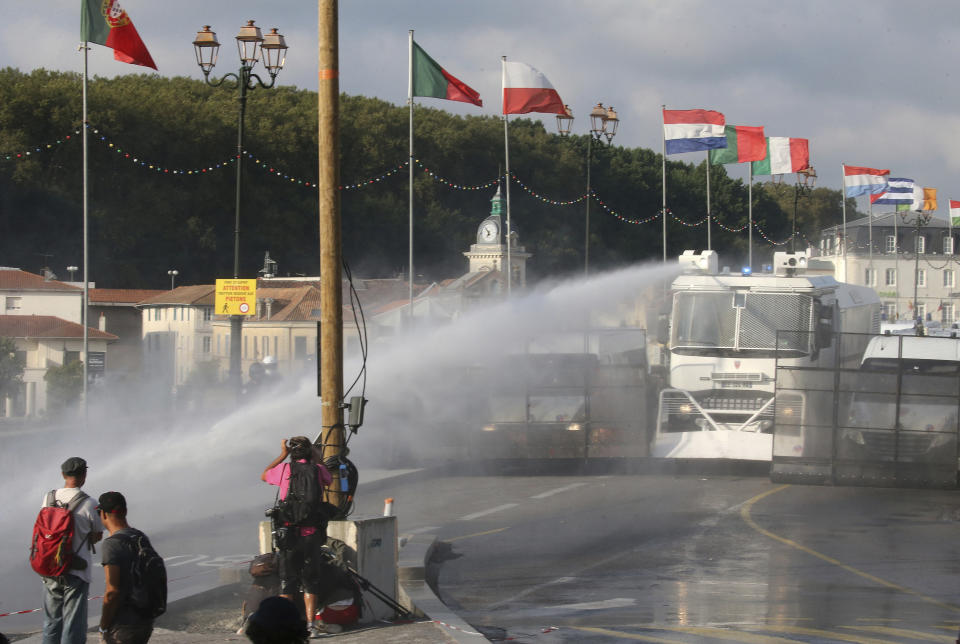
[264,507,278,518]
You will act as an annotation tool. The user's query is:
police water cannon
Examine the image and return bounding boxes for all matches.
[677,250,718,274]
[773,251,808,276]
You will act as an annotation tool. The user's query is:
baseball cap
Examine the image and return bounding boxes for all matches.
[96,491,127,514]
[61,457,88,476]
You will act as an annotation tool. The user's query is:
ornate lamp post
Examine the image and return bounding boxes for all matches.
[556,103,619,276]
[793,166,816,252]
[167,269,179,290]
[193,21,288,392]
[901,208,934,333]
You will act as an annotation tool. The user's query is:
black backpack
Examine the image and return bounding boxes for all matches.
[276,462,325,527]
[113,529,167,619]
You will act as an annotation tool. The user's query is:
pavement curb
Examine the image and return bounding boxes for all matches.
[397,533,488,643]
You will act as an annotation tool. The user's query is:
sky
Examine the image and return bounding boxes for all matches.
[4,1,960,219]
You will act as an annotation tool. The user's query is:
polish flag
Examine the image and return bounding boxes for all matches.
[502,60,565,115]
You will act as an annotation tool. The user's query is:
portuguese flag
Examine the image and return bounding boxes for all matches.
[708,125,766,164]
[81,0,157,70]
[411,41,481,106]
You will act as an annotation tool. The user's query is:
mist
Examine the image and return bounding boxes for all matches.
[0,259,676,628]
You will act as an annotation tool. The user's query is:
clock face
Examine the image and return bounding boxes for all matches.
[479,220,499,243]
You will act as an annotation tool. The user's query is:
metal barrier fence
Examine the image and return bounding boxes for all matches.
[772,332,960,488]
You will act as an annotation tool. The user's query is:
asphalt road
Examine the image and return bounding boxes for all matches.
[349,463,960,643]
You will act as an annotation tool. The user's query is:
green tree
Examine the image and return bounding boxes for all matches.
[0,337,24,401]
[44,359,83,414]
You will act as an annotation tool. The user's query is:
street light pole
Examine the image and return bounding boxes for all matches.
[167,269,179,290]
[556,103,619,277]
[193,22,288,394]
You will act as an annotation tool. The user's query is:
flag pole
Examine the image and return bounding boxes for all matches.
[841,163,848,281]
[868,196,873,280]
[661,104,667,263]
[81,40,90,424]
[407,30,414,326]
[894,208,900,318]
[705,151,711,251]
[748,163,753,269]
[502,56,512,296]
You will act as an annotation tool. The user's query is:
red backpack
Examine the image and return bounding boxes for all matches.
[29,490,90,578]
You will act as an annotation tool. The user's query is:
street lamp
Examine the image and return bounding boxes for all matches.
[901,208,934,333]
[193,21,288,393]
[167,269,179,290]
[793,166,816,252]
[556,103,620,276]
[66,265,78,282]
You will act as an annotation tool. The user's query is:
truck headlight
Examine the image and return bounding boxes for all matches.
[482,424,497,432]
[567,423,582,431]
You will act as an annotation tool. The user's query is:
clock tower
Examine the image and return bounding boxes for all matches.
[464,185,531,286]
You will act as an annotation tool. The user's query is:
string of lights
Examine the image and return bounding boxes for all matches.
[0,124,825,245]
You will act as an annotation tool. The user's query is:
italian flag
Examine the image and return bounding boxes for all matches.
[81,0,157,70]
[708,126,766,164]
[950,199,960,227]
[751,137,809,175]
[411,41,482,106]
[502,60,565,115]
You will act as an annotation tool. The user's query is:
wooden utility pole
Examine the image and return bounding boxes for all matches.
[318,0,345,502]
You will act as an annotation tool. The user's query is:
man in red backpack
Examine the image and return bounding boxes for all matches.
[39,457,102,644]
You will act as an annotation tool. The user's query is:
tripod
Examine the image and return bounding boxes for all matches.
[318,548,412,620]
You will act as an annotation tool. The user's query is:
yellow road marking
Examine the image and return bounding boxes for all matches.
[574,625,803,643]
[753,624,914,643]
[842,625,956,642]
[446,526,508,542]
[740,485,960,613]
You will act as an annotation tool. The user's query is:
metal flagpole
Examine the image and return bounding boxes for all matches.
[748,163,753,269]
[502,56,512,296]
[841,163,848,281]
[82,41,90,423]
[661,104,667,263]
[407,30,414,326]
[894,210,899,318]
[868,195,873,279]
[705,151,711,251]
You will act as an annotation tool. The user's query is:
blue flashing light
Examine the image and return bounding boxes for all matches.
[741,266,752,276]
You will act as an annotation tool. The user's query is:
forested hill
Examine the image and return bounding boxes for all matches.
[0,68,857,289]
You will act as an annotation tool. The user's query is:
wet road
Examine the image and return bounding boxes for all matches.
[351,466,960,643]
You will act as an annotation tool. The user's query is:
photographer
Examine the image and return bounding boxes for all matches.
[261,437,334,638]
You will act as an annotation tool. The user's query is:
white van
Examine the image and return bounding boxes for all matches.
[842,335,960,464]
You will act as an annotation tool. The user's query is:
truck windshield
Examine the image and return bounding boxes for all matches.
[672,291,814,356]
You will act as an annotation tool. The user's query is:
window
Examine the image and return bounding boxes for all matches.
[943,303,955,324]
[217,335,221,355]
[274,336,278,356]
[203,336,211,354]
[5,296,22,312]
[945,237,954,255]
[882,303,897,321]
[917,236,926,254]
[885,268,897,286]
[203,307,212,321]
[864,269,876,287]
[945,270,955,289]
[172,307,177,321]
[243,335,248,358]
[64,351,80,365]
[885,235,896,253]
[262,337,268,357]
[917,269,926,287]
[294,336,307,359]
[917,304,926,320]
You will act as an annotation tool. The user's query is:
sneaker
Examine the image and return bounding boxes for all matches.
[309,621,343,637]
[308,623,325,639]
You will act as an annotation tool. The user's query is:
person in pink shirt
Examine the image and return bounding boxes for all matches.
[261,436,334,637]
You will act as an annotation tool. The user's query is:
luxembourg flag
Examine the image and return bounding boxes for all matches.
[843,165,889,197]
[951,199,960,226]
[662,109,726,154]
[502,60,565,115]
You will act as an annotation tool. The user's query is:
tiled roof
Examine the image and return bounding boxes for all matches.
[0,315,117,340]
[89,289,164,304]
[138,285,216,306]
[0,268,82,292]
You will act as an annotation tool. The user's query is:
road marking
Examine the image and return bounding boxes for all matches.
[553,597,635,611]
[740,485,960,614]
[750,624,909,644]
[842,625,955,642]
[574,625,800,643]
[406,526,440,534]
[529,482,587,499]
[459,503,518,521]
[447,527,509,543]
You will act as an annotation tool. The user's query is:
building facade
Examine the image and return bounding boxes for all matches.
[819,213,960,324]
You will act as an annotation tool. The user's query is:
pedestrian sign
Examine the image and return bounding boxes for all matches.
[215,279,257,316]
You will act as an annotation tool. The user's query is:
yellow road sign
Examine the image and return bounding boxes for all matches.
[215,279,257,316]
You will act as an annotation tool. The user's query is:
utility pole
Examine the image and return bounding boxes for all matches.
[318,0,345,503]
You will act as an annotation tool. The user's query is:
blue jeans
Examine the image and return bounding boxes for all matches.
[42,574,90,644]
